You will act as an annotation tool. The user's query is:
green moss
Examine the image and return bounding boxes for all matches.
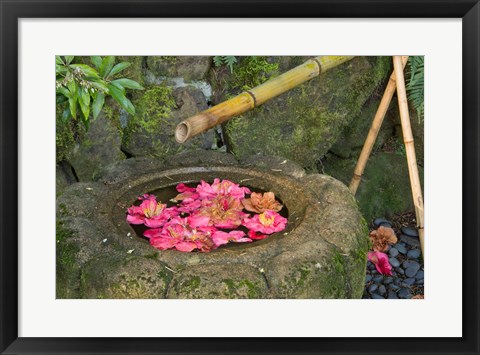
[122,85,176,147]
[56,220,81,298]
[222,278,262,299]
[230,56,279,91]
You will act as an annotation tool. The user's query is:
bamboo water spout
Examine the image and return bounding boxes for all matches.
[175,56,355,143]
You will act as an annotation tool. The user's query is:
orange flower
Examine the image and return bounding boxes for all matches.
[369,226,397,252]
[241,192,282,213]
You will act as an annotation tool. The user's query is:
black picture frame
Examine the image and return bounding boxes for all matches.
[1,1,478,354]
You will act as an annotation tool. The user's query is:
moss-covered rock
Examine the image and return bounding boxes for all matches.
[224,57,391,169]
[116,56,146,87]
[322,152,423,223]
[146,56,211,81]
[56,161,77,197]
[167,264,268,299]
[80,255,173,299]
[330,98,396,159]
[122,85,213,159]
[67,114,125,181]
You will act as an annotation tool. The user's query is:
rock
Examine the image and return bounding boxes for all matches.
[68,114,125,181]
[416,279,424,285]
[373,275,384,283]
[403,260,420,270]
[387,290,399,299]
[365,275,372,283]
[122,86,214,159]
[368,284,378,293]
[373,218,391,227]
[240,155,306,178]
[394,244,407,255]
[405,265,421,278]
[146,56,212,81]
[384,277,393,285]
[402,278,416,286]
[378,285,387,295]
[371,293,384,299]
[401,227,419,238]
[415,270,424,280]
[167,264,268,299]
[388,248,399,258]
[398,288,413,299]
[395,267,405,275]
[56,161,77,196]
[330,98,396,159]
[389,284,400,292]
[400,234,421,248]
[389,257,400,268]
[225,57,391,169]
[323,152,422,222]
[164,150,238,168]
[407,249,421,259]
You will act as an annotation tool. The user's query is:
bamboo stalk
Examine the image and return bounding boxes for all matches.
[175,56,354,143]
[349,56,409,195]
[392,55,425,255]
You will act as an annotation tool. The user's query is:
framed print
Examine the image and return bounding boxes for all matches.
[1,0,479,354]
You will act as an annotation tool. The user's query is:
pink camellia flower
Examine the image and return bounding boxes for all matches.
[138,194,156,201]
[367,251,393,276]
[242,210,287,234]
[193,195,248,229]
[247,230,269,240]
[211,230,252,247]
[196,178,251,200]
[126,198,179,228]
[177,199,202,214]
[173,183,200,203]
[144,216,217,253]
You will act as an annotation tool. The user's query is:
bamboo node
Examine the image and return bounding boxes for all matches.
[404,139,415,144]
[312,58,323,74]
[352,173,362,180]
[245,90,258,107]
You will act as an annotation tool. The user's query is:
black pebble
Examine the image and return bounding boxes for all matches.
[374,218,392,227]
[378,285,387,295]
[368,284,378,293]
[365,275,372,283]
[398,288,413,299]
[415,279,424,285]
[401,226,419,238]
[389,284,400,291]
[388,290,399,299]
[402,278,416,286]
[400,234,421,248]
[394,244,407,254]
[407,249,421,259]
[389,257,400,268]
[373,275,383,283]
[371,293,385,299]
[395,267,405,275]
[384,277,393,285]
[415,270,424,280]
[388,248,399,258]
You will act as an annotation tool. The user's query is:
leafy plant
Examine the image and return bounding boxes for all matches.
[56,56,144,129]
[405,56,424,123]
[213,56,238,73]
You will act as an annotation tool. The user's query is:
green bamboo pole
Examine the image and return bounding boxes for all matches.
[175,56,354,143]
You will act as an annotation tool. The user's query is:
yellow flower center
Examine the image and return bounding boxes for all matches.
[259,213,274,226]
[143,201,165,218]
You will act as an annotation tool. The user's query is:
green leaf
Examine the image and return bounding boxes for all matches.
[65,56,74,65]
[90,56,103,69]
[108,62,131,78]
[92,92,105,119]
[55,56,64,65]
[108,83,135,115]
[67,80,77,95]
[99,56,115,78]
[70,64,100,78]
[110,78,144,90]
[109,80,126,93]
[56,94,69,104]
[56,86,71,98]
[68,95,77,119]
[56,65,67,75]
[77,87,90,120]
[89,80,109,92]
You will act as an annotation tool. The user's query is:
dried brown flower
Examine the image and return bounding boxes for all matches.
[241,192,282,213]
[369,226,397,252]
[412,294,424,299]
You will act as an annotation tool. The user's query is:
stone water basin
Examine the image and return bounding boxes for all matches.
[56,151,368,299]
